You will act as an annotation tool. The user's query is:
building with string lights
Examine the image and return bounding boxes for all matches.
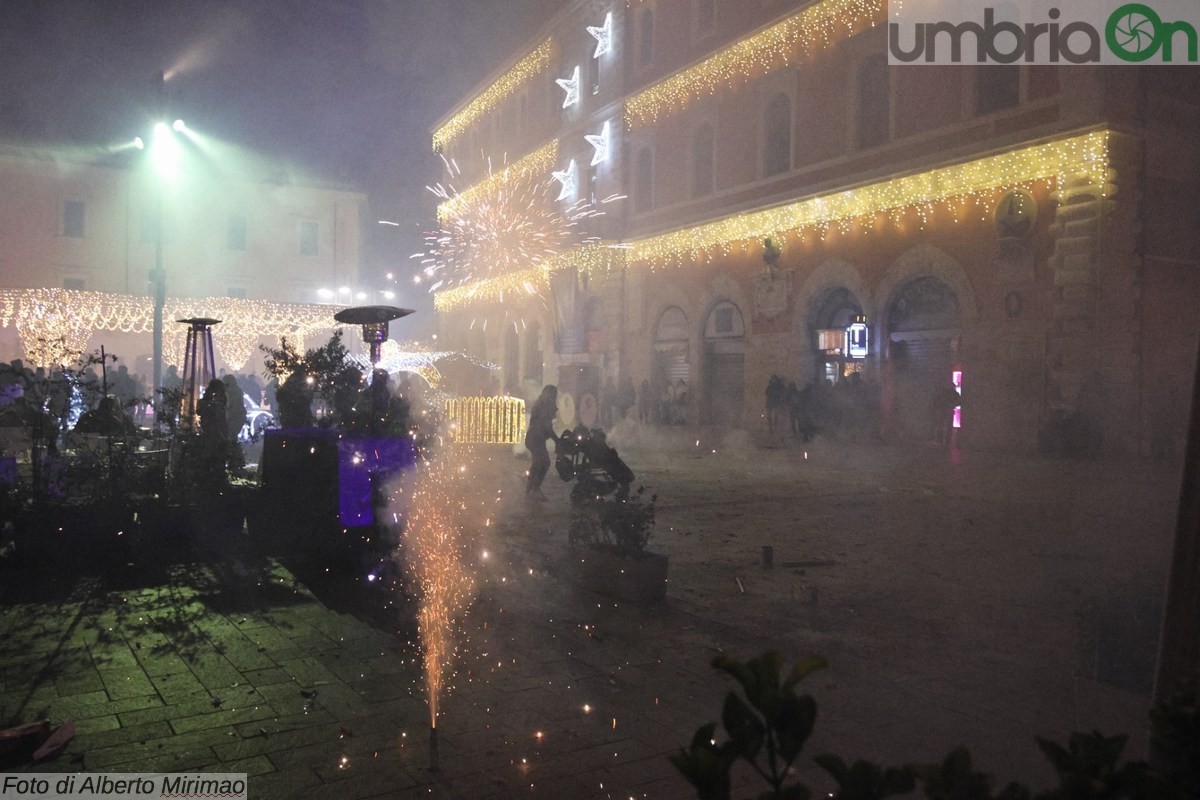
[430,0,1198,456]
[0,142,368,376]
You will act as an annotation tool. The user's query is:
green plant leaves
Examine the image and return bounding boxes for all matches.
[814,753,915,800]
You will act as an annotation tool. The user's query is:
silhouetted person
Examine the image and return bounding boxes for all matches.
[525,385,558,500]
[223,374,247,443]
[930,379,960,447]
[198,378,229,442]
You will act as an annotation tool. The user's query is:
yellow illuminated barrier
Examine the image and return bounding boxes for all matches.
[443,396,527,444]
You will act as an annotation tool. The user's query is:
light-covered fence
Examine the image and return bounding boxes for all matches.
[443,396,526,444]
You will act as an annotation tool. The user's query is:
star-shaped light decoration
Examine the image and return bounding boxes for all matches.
[556,65,580,108]
[585,121,610,166]
[587,12,613,58]
[552,159,577,201]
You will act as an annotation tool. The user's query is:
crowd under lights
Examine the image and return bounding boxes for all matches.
[625,0,884,129]
[0,288,342,370]
[627,129,1113,268]
[431,39,553,152]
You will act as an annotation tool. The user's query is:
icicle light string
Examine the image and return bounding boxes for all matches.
[432,39,554,153]
[625,0,884,130]
[627,129,1112,267]
[433,130,1111,307]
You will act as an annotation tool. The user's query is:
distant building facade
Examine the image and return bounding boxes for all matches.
[0,144,368,374]
[432,0,1199,456]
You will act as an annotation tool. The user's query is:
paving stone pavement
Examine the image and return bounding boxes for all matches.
[0,430,1181,798]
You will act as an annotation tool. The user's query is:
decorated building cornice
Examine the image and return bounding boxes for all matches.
[625,0,884,130]
[437,141,560,224]
[626,129,1113,267]
[433,244,628,313]
[432,39,554,153]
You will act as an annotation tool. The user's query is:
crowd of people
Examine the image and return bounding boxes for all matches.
[765,372,886,443]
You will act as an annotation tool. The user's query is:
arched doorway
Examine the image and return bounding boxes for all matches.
[886,277,961,439]
[652,306,689,425]
[704,300,745,427]
[810,287,866,384]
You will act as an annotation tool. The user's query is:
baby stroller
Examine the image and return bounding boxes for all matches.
[554,426,635,544]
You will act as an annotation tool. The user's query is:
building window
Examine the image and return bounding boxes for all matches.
[63,278,85,291]
[695,0,716,33]
[227,214,247,251]
[976,65,1020,115]
[639,9,655,64]
[858,55,891,149]
[227,287,247,299]
[589,52,601,96]
[62,200,85,238]
[634,147,654,213]
[763,93,792,177]
[691,124,715,197]
[299,220,319,256]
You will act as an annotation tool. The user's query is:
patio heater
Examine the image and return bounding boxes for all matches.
[179,317,220,432]
[333,305,415,365]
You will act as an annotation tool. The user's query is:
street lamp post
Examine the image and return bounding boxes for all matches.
[150,71,168,421]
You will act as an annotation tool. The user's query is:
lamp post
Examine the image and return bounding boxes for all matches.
[150,71,168,415]
[333,305,415,365]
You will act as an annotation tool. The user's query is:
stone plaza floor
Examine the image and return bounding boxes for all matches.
[0,424,1182,798]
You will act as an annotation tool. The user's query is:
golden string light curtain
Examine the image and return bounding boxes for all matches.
[0,288,341,370]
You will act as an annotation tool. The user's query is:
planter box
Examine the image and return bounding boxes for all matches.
[565,547,668,604]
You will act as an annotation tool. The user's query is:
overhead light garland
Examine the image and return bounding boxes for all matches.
[432,38,553,153]
[436,141,559,224]
[348,343,498,389]
[625,0,883,130]
[0,288,346,370]
[627,129,1113,267]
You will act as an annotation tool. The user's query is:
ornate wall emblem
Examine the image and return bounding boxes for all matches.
[752,269,792,320]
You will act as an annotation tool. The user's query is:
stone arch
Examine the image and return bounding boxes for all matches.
[694,273,751,427]
[793,258,870,383]
[875,245,975,441]
[873,244,977,336]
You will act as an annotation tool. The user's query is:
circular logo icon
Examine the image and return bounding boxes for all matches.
[1106,3,1163,61]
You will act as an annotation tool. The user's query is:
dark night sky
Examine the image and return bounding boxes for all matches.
[0,0,563,291]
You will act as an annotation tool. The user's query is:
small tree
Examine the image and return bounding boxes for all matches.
[261,331,365,429]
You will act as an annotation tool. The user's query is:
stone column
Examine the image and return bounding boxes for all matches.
[1043,132,1139,455]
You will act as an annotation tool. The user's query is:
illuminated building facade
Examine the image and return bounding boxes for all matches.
[0,144,367,373]
[432,0,1199,455]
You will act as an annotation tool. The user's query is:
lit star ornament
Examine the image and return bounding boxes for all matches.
[587,13,613,58]
[552,159,578,200]
[585,121,610,166]
[556,65,580,108]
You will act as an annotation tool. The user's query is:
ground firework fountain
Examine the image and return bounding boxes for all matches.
[399,456,478,772]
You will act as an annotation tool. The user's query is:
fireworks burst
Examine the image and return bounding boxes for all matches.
[415,154,612,325]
